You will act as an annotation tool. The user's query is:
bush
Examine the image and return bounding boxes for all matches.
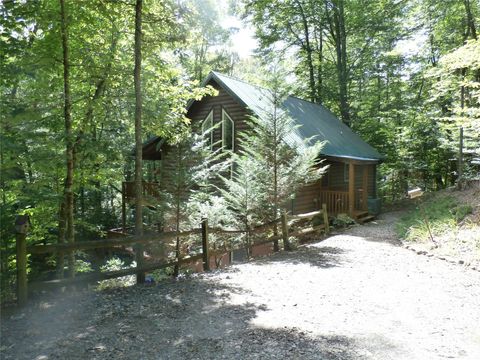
[96,257,136,290]
[332,214,355,228]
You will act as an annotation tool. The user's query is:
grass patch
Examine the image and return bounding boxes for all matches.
[396,194,472,242]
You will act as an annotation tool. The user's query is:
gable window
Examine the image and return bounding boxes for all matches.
[201,110,213,150]
[222,108,234,151]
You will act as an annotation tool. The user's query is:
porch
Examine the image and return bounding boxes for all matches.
[294,158,379,222]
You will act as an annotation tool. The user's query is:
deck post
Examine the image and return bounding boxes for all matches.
[362,166,369,211]
[348,161,355,217]
[202,218,210,271]
[15,214,30,307]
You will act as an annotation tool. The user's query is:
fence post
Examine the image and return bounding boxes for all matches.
[322,203,330,234]
[15,214,30,306]
[281,211,291,251]
[202,218,210,271]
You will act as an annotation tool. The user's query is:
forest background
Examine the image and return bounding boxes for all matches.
[1,0,479,301]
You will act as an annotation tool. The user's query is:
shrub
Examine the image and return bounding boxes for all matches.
[333,214,355,228]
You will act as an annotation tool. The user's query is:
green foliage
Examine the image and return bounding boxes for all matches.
[75,259,94,274]
[396,195,473,242]
[239,64,327,224]
[220,155,264,252]
[332,214,355,228]
[97,257,136,290]
[242,0,480,202]
[179,0,238,81]
[220,67,326,252]
[0,0,232,300]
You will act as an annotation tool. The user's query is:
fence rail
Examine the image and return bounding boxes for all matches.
[15,206,329,306]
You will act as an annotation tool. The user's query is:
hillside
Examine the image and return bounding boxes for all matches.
[397,183,480,269]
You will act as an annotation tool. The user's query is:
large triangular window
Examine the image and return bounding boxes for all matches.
[201,110,213,150]
[222,109,234,151]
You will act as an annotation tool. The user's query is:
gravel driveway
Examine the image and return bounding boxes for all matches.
[2,211,480,359]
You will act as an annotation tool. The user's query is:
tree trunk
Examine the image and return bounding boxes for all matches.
[316,29,323,104]
[173,145,181,277]
[134,0,145,284]
[334,0,350,125]
[173,195,181,277]
[325,0,350,124]
[273,89,279,252]
[59,0,75,278]
[294,0,317,103]
[463,0,477,40]
[56,200,66,278]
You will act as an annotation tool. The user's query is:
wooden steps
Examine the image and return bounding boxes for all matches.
[353,210,375,224]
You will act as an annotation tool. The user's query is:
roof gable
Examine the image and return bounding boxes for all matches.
[204,71,383,162]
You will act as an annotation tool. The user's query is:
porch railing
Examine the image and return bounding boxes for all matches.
[318,190,349,215]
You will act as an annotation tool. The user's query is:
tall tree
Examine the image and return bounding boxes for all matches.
[179,0,238,81]
[134,0,145,284]
[59,0,75,278]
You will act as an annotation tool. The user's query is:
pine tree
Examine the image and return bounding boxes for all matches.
[161,131,226,276]
[221,63,327,253]
[242,64,327,250]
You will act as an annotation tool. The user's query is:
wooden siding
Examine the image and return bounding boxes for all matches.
[292,181,323,215]
[187,79,250,153]
[325,161,348,191]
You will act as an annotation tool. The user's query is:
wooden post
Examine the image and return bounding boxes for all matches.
[15,214,30,306]
[458,127,464,189]
[322,203,330,234]
[121,182,127,233]
[281,211,291,251]
[135,242,145,284]
[417,199,436,247]
[202,218,210,271]
[348,162,355,217]
[362,166,368,211]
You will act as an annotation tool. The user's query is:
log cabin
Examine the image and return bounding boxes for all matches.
[122,71,383,228]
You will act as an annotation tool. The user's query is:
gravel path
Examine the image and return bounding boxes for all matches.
[2,211,480,359]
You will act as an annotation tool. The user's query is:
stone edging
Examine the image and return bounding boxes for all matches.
[404,244,479,272]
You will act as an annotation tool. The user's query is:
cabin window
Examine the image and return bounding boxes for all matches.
[201,110,213,150]
[222,109,234,151]
[344,163,349,183]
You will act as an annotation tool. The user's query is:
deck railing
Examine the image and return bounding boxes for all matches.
[318,190,349,215]
[122,181,161,201]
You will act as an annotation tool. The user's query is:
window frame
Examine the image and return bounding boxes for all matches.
[201,110,214,150]
[221,108,234,152]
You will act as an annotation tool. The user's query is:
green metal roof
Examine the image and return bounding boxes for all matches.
[205,71,383,162]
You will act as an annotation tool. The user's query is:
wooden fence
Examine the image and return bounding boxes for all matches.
[14,205,329,306]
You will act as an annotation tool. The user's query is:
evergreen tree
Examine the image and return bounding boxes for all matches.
[160,130,226,276]
[222,64,327,253]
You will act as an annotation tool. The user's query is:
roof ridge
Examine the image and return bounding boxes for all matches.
[211,71,272,93]
[213,71,322,108]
